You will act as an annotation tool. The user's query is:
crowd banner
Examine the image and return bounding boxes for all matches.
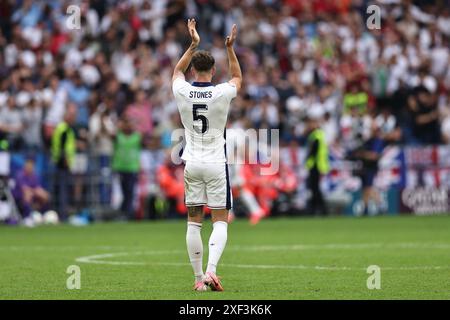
[400,187,450,215]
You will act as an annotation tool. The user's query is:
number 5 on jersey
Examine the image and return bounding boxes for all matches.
[193,104,209,134]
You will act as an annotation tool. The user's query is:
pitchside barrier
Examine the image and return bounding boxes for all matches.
[3,145,450,220]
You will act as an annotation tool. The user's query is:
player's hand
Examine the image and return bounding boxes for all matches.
[187,18,200,47]
[225,24,237,48]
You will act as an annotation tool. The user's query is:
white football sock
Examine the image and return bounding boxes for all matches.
[206,221,228,274]
[186,222,204,282]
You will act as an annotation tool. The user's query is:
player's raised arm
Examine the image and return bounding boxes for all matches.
[225,24,242,91]
[172,18,200,83]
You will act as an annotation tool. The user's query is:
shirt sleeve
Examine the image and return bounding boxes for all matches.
[218,82,237,103]
[172,77,189,97]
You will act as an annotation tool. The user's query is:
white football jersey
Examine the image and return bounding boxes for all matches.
[172,78,237,163]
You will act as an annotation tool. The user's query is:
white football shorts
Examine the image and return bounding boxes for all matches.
[184,161,232,210]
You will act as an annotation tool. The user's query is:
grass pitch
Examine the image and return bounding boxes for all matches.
[0,215,449,300]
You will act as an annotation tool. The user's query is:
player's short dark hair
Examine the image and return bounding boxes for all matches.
[191,50,215,72]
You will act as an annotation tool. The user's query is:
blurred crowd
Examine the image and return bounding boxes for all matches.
[1,0,450,220]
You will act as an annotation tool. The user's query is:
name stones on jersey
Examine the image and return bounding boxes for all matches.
[189,91,213,99]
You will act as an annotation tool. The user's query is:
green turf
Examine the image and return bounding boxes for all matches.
[0,215,449,300]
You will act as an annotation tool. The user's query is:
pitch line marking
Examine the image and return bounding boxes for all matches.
[75,250,450,271]
[3,242,450,251]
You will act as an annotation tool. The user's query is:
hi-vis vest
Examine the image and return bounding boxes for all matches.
[306,128,330,174]
[0,139,8,151]
[51,122,76,169]
[343,92,368,113]
[112,131,142,173]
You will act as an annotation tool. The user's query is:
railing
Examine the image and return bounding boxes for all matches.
[3,144,450,219]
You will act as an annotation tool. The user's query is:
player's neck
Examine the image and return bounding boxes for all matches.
[194,75,212,83]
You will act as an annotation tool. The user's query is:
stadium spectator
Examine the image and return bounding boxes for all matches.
[0,0,449,220]
[305,110,330,216]
[43,75,66,142]
[112,116,142,220]
[11,0,42,29]
[22,98,44,152]
[89,96,117,204]
[440,92,450,144]
[0,96,24,151]
[66,72,91,129]
[137,134,165,219]
[51,104,77,220]
[13,157,49,220]
[72,123,89,216]
[322,111,339,146]
[409,86,441,144]
[157,155,186,217]
[374,102,402,144]
[343,81,369,115]
[340,104,373,152]
[248,94,279,129]
[352,123,385,215]
[124,89,153,137]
